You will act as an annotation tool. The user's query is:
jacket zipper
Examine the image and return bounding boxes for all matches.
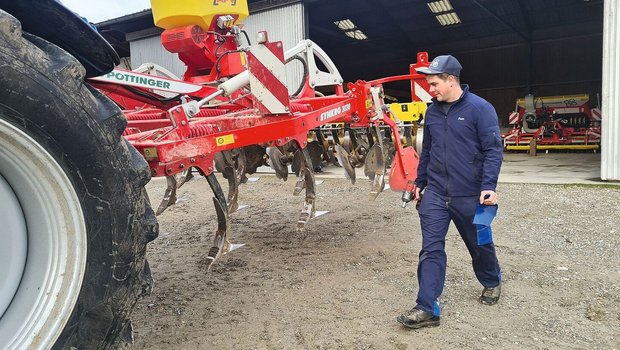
[443,112,449,195]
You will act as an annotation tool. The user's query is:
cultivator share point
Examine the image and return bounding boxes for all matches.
[90,0,431,269]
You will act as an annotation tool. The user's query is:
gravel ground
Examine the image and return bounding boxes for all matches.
[129,174,620,349]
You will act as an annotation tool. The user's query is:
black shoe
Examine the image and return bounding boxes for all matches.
[479,283,501,305]
[397,307,440,329]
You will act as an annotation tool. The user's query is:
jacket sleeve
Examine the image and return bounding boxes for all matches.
[415,122,432,189]
[477,102,503,192]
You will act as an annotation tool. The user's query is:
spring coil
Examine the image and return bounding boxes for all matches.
[190,124,219,138]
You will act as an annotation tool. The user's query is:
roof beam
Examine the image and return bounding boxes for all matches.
[515,0,532,38]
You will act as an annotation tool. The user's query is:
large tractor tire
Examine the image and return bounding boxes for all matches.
[0,9,157,349]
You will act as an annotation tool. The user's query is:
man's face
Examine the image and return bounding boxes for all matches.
[425,75,456,102]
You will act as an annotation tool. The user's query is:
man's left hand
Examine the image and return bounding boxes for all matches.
[480,190,498,205]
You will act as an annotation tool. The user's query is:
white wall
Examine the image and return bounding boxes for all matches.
[602,0,619,180]
[130,35,186,78]
[241,3,306,92]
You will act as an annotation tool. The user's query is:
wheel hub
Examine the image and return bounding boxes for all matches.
[0,174,27,318]
[0,118,87,349]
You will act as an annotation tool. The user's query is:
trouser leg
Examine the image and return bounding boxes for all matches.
[415,190,450,314]
[449,196,501,288]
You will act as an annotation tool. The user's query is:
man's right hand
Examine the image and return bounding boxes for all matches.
[414,187,422,201]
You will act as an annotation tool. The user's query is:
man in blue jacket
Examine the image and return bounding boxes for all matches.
[397,55,503,329]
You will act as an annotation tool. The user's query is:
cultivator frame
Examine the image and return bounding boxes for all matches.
[90,0,431,268]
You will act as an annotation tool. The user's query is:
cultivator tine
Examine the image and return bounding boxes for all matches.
[292,150,305,196]
[347,129,368,168]
[204,173,229,270]
[383,140,395,167]
[222,165,239,213]
[215,150,247,213]
[156,175,178,215]
[233,148,248,184]
[368,125,387,200]
[403,124,413,147]
[214,151,229,174]
[330,129,344,166]
[297,166,316,231]
[176,168,194,189]
[291,148,301,178]
[382,127,396,167]
[315,130,337,166]
[306,140,323,172]
[267,146,289,180]
[292,148,314,196]
[335,144,355,184]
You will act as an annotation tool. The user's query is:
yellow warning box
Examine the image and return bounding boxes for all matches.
[389,102,427,123]
[151,0,249,30]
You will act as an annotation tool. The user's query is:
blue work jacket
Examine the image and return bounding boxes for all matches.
[415,85,503,197]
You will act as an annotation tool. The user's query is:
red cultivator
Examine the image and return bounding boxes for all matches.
[503,94,602,151]
[89,0,430,268]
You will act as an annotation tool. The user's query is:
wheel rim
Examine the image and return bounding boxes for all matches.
[0,118,87,349]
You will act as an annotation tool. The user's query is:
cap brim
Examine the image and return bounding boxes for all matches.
[415,67,443,75]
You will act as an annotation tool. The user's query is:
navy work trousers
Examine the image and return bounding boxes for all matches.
[415,189,501,315]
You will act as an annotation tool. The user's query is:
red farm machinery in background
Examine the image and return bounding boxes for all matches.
[503,94,602,151]
[89,0,432,268]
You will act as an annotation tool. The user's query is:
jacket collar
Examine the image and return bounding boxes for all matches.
[431,84,470,104]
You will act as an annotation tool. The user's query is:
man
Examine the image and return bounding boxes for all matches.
[397,55,503,329]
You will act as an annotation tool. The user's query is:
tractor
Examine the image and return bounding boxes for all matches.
[1,1,157,348]
[0,0,430,348]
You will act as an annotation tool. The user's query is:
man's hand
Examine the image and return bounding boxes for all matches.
[480,190,498,205]
[414,187,422,201]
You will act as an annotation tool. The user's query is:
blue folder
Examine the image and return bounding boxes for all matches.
[473,204,498,245]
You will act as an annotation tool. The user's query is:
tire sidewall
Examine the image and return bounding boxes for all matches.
[1,11,154,349]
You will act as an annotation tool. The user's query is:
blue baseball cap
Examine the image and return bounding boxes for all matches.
[415,55,462,76]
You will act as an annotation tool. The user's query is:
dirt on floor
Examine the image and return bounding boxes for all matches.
[130,173,620,350]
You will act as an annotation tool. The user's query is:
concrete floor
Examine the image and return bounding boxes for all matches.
[257,151,617,186]
[499,152,606,185]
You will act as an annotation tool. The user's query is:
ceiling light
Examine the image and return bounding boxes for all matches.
[353,30,367,40]
[428,0,461,26]
[436,14,447,26]
[427,2,439,13]
[427,0,453,14]
[448,12,460,23]
[335,19,355,30]
[435,12,461,26]
[334,19,368,40]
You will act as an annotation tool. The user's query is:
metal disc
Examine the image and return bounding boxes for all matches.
[335,144,356,184]
[364,143,383,180]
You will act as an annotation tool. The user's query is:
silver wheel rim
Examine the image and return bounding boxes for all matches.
[0,118,87,349]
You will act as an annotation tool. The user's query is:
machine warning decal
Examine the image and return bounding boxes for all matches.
[143,147,158,159]
[216,134,235,146]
